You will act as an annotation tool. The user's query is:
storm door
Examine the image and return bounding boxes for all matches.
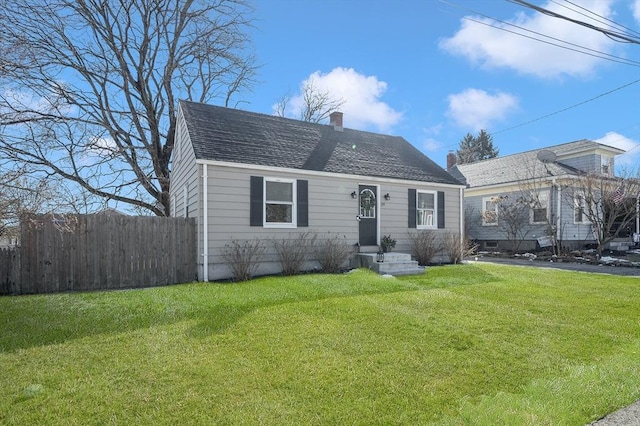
[358,185,378,246]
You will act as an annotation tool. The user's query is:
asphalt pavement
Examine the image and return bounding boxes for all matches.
[470,256,640,277]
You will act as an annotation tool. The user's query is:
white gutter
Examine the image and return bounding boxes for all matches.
[202,164,209,282]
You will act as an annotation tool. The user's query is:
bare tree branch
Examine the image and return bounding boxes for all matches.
[274,79,345,123]
[0,0,258,215]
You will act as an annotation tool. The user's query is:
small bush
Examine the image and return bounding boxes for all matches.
[272,231,317,276]
[381,234,396,252]
[314,233,353,273]
[441,231,478,264]
[408,230,441,266]
[221,239,266,281]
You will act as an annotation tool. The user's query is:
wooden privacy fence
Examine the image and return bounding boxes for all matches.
[0,214,196,295]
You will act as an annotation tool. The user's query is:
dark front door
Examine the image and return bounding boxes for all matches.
[358,185,378,246]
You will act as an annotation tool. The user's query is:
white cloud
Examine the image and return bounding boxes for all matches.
[87,136,119,157]
[439,0,618,78]
[633,0,640,23]
[595,131,640,170]
[422,138,443,152]
[277,67,402,132]
[446,88,518,131]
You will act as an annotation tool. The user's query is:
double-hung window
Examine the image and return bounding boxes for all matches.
[250,176,308,228]
[574,191,589,224]
[417,190,436,228]
[264,178,296,227]
[482,197,498,226]
[531,192,548,224]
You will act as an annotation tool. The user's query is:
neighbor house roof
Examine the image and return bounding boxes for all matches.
[449,140,624,188]
[179,100,462,185]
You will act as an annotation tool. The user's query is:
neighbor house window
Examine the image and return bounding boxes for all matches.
[482,197,498,226]
[574,192,589,224]
[416,190,436,228]
[264,178,296,227]
[531,192,548,224]
[601,156,612,175]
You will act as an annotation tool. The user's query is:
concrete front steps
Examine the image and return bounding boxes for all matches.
[352,252,425,276]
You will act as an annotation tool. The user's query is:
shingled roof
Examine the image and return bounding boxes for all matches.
[449,140,624,188]
[179,100,461,186]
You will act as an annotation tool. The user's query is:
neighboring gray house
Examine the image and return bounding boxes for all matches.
[170,100,465,281]
[448,139,625,252]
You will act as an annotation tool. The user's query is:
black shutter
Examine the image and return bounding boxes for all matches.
[437,191,445,229]
[297,179,308,227]
[250,176,263,226]
[408,188,416,228]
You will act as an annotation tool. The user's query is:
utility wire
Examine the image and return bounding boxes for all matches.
[439,0,640,67]
[507,0,640,44]
[554,0,640,37]
[493,79,640,135]
[463,15,640,67]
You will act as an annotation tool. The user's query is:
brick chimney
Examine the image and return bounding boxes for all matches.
[447,151,457,170]
[329,111,343,131]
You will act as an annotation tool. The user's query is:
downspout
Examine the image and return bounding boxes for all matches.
[202,164,209,282]
[459,186,464,260]
[554,179,561,248]
[636,191,640,242]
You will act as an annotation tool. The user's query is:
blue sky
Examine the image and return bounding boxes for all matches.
[244,0,640,173]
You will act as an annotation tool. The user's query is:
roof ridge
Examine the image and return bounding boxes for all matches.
[179,99,404,140]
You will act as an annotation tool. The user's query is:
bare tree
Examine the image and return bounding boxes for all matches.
[275,79,345,123]
[484,195,533,253]
[0,167,57,237]
[0,0,257,216]
[565,173,640,254]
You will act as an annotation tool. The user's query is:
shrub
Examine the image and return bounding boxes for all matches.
[314,233,353,273]
[272,231,317,276]
[221,239,266,281]
[408,230,441,266]
[441,231,478,264]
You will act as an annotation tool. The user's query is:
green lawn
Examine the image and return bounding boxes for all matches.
[1,264,639,425]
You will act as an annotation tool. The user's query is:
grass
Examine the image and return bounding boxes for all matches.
[1,263,639,425]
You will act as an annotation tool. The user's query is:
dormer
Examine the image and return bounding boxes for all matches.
[553,140,624,175]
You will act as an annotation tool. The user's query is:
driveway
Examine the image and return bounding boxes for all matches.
[470,256,640,277]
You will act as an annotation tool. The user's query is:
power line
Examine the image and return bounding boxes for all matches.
[439,0,640,67]
[508,0,640,44]
[554,0,640,37]
[493,79,640,135]
[462,15,640,67]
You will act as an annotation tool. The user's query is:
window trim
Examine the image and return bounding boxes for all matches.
[263,177,297,228]
[416,190,437,229]
[482,196,498,226]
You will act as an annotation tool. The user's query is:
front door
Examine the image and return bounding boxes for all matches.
[358,185,378,246]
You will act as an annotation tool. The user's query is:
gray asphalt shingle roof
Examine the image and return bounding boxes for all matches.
[179,100,461,185]
[450,140,621,187]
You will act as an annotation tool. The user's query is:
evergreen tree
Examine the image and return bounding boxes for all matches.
[455,130,499,164]
[456,133,477,164]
